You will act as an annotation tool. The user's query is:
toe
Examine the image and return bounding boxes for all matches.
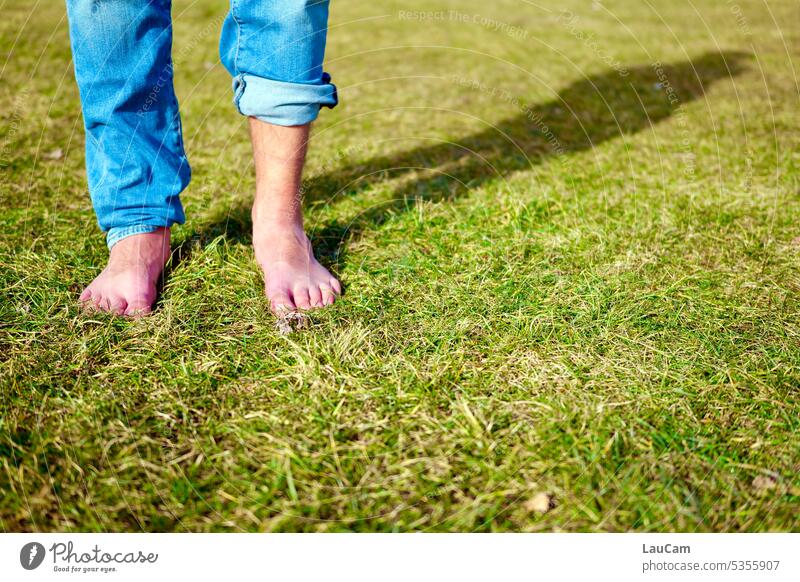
[293,286,312,310]
[85,294,109,313]
[125,291,155,317]
[97,295,113,312]
[319,283,336,306]
[108,295,128,316]
[308,285,323,308]
[125,300,152,318]
[330,277,342,296]
[269,289,296,316]
[80,291,98,313]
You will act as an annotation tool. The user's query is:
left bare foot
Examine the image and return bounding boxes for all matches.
[246,117,340,315]
[253,214,341,314]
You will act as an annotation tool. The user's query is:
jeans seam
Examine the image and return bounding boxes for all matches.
[231,0,242,75]
[165,13,187,162]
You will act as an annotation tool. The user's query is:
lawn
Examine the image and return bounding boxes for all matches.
[1,0,798,532]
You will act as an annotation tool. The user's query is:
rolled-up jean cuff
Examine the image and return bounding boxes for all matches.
[106,224,163,249]
[232,72,338,126]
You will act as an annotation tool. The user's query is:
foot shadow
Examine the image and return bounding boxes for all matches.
[185,51,749,272]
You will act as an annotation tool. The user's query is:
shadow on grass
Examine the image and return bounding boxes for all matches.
[176,51,748,274]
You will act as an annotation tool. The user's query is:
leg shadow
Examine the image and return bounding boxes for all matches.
[187,50,749,270]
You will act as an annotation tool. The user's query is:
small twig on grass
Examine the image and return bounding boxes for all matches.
[275,311,310,335]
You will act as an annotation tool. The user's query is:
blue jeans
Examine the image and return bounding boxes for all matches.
[65,0,337,248]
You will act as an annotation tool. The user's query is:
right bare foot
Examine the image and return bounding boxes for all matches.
[79,228,170,317]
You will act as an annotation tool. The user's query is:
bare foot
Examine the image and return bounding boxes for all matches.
[246,118,340,315]
[79,228,170,317]
[253,217,341,314]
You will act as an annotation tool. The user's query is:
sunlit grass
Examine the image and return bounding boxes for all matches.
[1,0,798,531]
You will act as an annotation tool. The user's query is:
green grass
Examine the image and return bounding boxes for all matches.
[1,0,799,532]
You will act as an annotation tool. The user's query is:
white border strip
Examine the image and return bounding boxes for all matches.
[1,533,797,581]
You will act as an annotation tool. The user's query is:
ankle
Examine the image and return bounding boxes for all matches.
[252,204,303,231]
[108,228,171,263]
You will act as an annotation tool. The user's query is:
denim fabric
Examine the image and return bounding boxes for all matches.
[221,0,338,125]
[65,0,337,248]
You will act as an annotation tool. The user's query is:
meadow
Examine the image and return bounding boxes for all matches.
[1,0,798,531]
